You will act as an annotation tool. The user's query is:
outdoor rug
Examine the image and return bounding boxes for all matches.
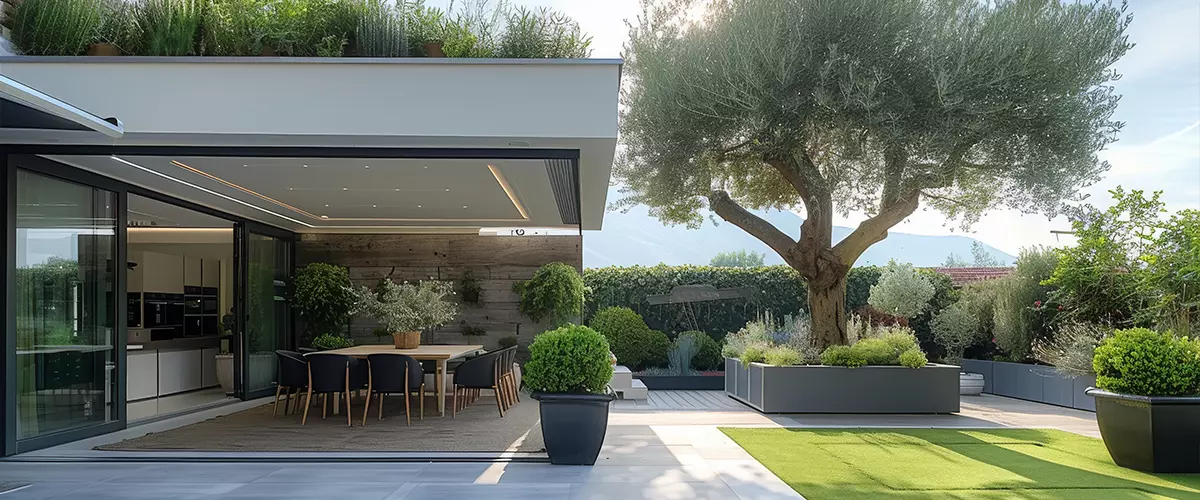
[98,393,543,453]
[722,428,1200,500]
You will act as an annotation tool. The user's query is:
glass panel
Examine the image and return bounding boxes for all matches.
[245,232,290,395]
[15,170,117,439]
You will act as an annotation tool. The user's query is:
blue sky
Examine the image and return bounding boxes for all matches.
[431,0,1200,254]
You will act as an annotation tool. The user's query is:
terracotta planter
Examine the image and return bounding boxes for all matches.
[87,43,120,56]
[423,42,445,57]
[392,331,421,349]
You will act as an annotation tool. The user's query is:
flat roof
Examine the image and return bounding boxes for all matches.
[0,74,123,138]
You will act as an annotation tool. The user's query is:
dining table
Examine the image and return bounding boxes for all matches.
[314,344,484,416]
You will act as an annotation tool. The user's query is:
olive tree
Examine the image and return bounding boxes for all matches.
[617,0,1131,348]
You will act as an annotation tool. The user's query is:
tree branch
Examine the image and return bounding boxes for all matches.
[707,190,798,263]
[832,189,921,266]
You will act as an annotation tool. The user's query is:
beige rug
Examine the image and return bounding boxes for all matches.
[98,393,543,453]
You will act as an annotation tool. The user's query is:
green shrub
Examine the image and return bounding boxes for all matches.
[355,0,406,57]
[820,345,866,368]
[10,0,101,56]
[515,262,584,326]
[588,306,655,369]
[311,333,354,350]
[679,331,722,371]
[764,346,802,366]
[740,343,768,365]
[293,263,358,341]
[498,336,518,349]
[932,304,982,364]
[869,261,935,319]
[645,330,670,369]
[522,324,613,394]
[898,348,928,368]
[1093,328,1200,397]
[135,0,203,56]
[497,6,591,58]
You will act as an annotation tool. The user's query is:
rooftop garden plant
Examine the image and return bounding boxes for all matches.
[514,262,584,327]
[352,279,458,333]
[523,324,613,395]
[292,262,358,341]
[1092,328,1200,397]
[587,306,668,371]
[7,0,592,58]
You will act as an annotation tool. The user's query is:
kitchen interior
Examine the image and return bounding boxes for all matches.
[126,194,236,421]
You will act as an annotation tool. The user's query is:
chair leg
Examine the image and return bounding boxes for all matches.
[323,394,328,419]
[379,393,385,421]
[284,388,294,415]
[419,384,425,420]
[301,388,313,425]
[493,386,505,417]
[272,386,283,417]
[405,389,411,426]
[452,386,458,418]
[362,375,373,426]
[345,370,353,427]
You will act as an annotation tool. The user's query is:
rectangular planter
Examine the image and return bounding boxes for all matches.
[724,358,960,413]
[961,359,1096,411]
[635,375,725,390]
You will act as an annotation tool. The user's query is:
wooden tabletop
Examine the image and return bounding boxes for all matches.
[315,344,484,360]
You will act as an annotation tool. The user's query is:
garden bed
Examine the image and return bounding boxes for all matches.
[724,357,959,413]
[634,372,724,390]
[960,359,1096,411]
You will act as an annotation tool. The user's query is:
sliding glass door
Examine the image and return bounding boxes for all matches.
[238,227,292,399]
[13,170,118,442]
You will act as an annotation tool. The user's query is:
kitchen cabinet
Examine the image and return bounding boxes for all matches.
[127,350,159,401]
[158,349,203,396]
[184,257,202,287]
[201,259,221,289]
[131,251,184,294]
[201,348,219,388]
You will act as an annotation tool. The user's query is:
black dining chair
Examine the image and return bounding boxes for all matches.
[363,354,425,425]
[273,350,308,417]
[452,351,504,418]
[301,353,356,426]
[496,346,519,410]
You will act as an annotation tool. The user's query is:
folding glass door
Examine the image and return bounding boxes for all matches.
[236,224,292,399]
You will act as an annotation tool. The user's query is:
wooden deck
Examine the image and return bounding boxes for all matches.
[613,390,749,411]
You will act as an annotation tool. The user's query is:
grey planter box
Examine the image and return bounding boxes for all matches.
[724,357,960,413]
[960,359,1096,411]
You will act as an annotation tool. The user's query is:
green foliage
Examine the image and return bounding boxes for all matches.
[845,266,883,313]
[971,241,1005,267]
[932,303,982,364]
[584,265,809,341]
[202,0,270,55]
[820,330,925,368]
[459,270,483,304]
[740,343,768,365]
[679,330,722,371]
[515,262,584,326]
[9,0,101,56]
[460,321,486,337]
[522,324,613,394]
[293,263,358,339]
[1093,328,1200,397]
[587,307,667,370]
[1033,322,1110,378]
[135,0,203,56]
[95,0,135,48]
[1047,188,1158,328]
[496,5,590,58]
[710,250,766,268]
[498,335,518,349]
[355,0,406,57]
[311,333,354,350]
[1139,209,1200,336]
[820,345,866,368]
[992,247,1059,360]
[898,348,928,369]
[763,346,802,366]
[316,34,347,56]
[869,261,935,319]
[261,0,359,56]
[353,280,458,332]
[644,334,700,376]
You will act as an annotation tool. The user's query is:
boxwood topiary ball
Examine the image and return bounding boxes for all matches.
[523,324,615,394]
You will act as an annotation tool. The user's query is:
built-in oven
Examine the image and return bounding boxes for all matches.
[143,293,185,331]
[128,293,142,328]
[201,297,219,315]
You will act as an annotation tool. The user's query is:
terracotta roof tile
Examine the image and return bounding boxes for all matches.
[929,267,1015,287]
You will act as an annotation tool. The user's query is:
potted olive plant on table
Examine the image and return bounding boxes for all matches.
[1086,328,1200,473]
[354,280,458,349]
[524,324,615,465]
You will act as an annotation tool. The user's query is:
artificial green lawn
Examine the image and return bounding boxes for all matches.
[719,428,1200,500]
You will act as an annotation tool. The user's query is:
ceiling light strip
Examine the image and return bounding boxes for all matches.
[171,160,322,219]
[110,156,313,227]
[487,164,530,220]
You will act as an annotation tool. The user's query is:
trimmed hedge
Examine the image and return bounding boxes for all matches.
[1093,328,1200,397]
[585,265,885,341]
[679,330,722,371]
[522,324,613,394]
[587,306,666,370]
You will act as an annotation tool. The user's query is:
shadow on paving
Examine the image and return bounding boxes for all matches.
[96,394,544,453]
[719,428,1200,500]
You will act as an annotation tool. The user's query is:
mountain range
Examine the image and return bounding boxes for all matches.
[583,189,1015,268]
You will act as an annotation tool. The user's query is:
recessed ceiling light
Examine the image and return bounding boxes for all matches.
[288,187,294,190]
[462,205,468,209]
[364,165,370,169]
[417,205,422,208]
[320,215,329,219]
[445,188,451,192]
[394,188,400,191]
[242,164,248,167]
[342,187,348,191]
[424,166,429,169]
[372,204,377,208]
[303,164,309,168]
[324,204,329,207]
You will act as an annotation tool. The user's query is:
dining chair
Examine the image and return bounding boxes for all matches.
[451,351,504,418]
[301,353,355,426]
[273,350,308,417]
[363,354,425,425]
[496,346,520,409]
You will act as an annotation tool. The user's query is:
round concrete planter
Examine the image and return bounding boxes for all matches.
[960,372,984,396]
[215,354,234,394]
[531,392,615,465]
[1087,388,1200,473]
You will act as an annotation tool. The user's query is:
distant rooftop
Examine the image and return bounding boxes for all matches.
[930,267,1015,287]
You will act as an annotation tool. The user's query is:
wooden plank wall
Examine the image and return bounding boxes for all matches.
[296,234,582,350]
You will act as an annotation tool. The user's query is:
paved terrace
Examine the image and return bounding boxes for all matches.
[0,392,1097,499]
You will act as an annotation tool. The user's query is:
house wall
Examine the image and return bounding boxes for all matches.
[295,234,582,350]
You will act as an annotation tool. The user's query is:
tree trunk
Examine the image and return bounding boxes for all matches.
[808,274,848,349]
